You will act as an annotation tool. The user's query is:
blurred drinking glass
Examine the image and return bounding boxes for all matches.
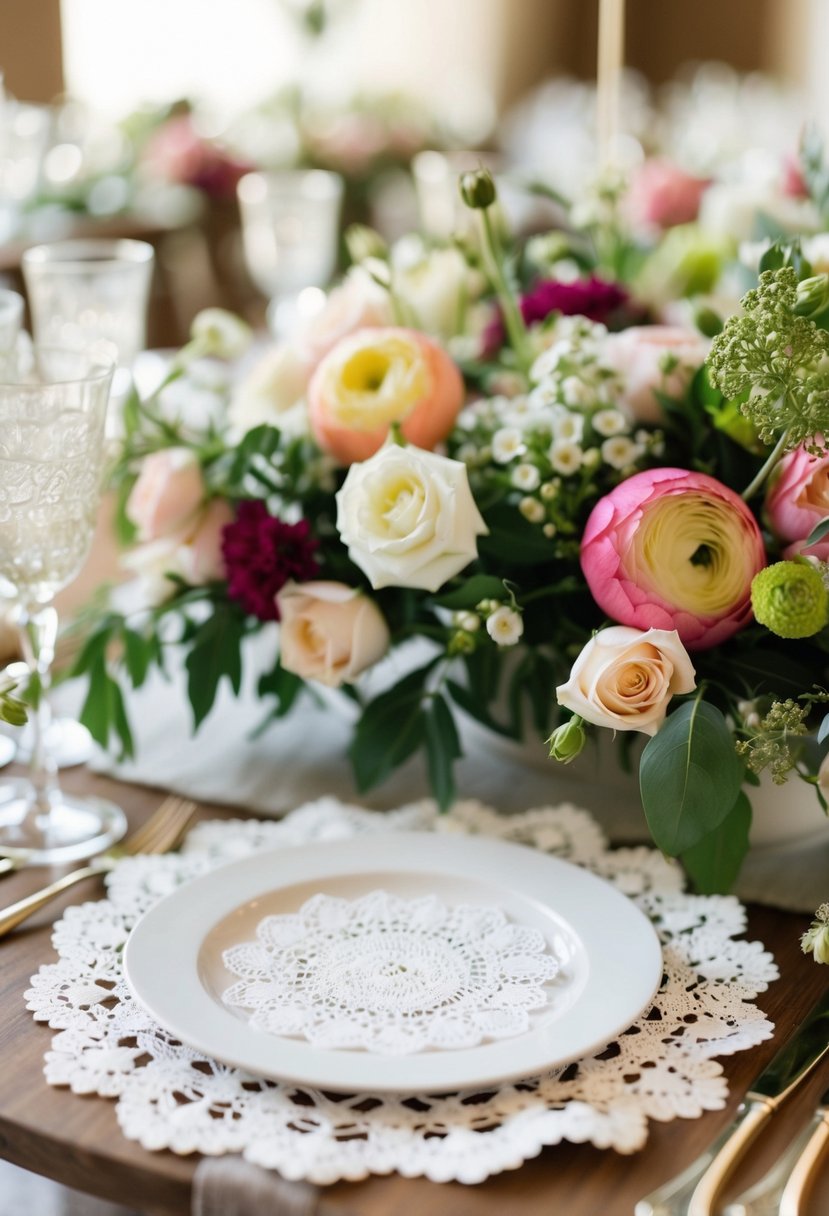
[0,347,126,862]
[0,100,51,243]
[22,238,154,409]
[237,169,343,337]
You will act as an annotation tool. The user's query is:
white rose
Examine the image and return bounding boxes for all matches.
[188,308,252,361]
[395,247,481,340]
[276,581,390,688]
[556,626,696,736]
[228,345,312,439]
[335,442,488,592]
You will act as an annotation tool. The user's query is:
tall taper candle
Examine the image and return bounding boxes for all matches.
[597,0,625,169]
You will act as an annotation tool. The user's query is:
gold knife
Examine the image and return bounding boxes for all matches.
[723,1080,829,1216]
[635,986,829,1216]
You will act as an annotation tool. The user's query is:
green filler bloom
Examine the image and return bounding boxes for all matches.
[750,560,828,638]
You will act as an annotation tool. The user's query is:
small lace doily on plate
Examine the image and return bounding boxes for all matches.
[221,890,558,1054]
[26,797,778,1185]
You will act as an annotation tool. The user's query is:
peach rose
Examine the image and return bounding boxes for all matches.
[276,580,390,687]
[126,448,205,542]
[765,444,829,560]
[308,327,464,464]
[295,268,393,366]
[602,326,710,423]
[556,625,696,735]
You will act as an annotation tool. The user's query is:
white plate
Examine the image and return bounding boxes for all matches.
[124,833,662,1093]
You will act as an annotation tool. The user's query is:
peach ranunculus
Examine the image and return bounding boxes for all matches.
[765,443,829,560]
[308,327,465,464]
[601,326,710,423]
[295,267,393,366]
[228,344,313,439]
[126,447,206,542]
[625,159,710,232]
[276,580,390,687]
[581,467,767,651]
[557,626,696,735]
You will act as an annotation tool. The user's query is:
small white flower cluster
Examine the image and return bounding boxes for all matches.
[450,598,524,653]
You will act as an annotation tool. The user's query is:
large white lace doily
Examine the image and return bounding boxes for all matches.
[26,798,778,1185]
[221,890,559,1055]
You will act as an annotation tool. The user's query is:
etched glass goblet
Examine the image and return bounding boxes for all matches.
[0,347,126,862]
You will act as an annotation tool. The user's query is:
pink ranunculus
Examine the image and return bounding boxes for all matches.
[308,326,464,465]
[276,581,390,688]
[765,443,829,560]
[625,159,710,231]
[126,448,205,542]
[581,468,767,651]
[601,326,710,423]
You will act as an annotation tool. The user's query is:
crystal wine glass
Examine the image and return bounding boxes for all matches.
[0,347,126,862]
[237,169,343,338]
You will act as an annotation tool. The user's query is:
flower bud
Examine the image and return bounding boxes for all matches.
[801,903,829,964]
[345,224,388,265]
[459,168,497,211]
[0,689,26,727]
[751,560,828,639]
[693,305,724,337]
[547,717,586,764]
[794,274,829,318]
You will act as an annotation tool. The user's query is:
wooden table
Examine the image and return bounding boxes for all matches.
[0,765,827,1215]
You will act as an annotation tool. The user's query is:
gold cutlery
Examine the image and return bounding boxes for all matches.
[0,795,197,937]
[635,986,829,1216]
[723,1080,829,1216]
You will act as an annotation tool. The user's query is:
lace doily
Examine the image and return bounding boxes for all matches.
[26,797,779,1185]
[221,890,558,1055]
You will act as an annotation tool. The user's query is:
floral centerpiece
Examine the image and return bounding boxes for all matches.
[69,154,829,919]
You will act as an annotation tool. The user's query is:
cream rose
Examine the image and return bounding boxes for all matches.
[126,447,205,541]
[295,267,393,365]
[277,581,390,687]
[228,344,312,438]
[335,442,488,592]
[395,246,480,340]
[556,626,696,736]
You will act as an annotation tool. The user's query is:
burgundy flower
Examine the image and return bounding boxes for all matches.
[483,276,630,355]
[222,501,319,621]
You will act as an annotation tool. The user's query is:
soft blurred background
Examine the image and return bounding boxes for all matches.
[1,0,827,349]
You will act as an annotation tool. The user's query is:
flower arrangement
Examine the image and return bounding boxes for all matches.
[71,153,829,908]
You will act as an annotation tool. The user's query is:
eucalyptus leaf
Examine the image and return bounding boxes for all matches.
[425,695,462,811]
[640,700,744,855]
[805,516,829,549]
[680,790,752,893]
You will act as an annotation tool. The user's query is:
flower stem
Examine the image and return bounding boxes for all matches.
[741,425,791,502]
[479,209,532,375]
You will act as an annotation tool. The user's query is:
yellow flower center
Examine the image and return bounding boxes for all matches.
[627,493,751,615]
[325,334,430,432]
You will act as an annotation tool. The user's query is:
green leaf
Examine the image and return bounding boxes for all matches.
[348,663,435,791]
[723,648,816,699]
[819,713,829,745]
[805,516,829,548]
[446,679,516,738]
[477,503,558,565]
[434,575,508,610]
[640,699,744,855]
[425,695,462,811]
[77,661,134,759]
[681,790,752,893]
[184,603,246,728]
[254,663,304,731]
[123,628,153,688]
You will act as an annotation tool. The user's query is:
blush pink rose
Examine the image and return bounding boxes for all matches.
[308,327,464,465]
[178,499,234,584]
[602,326,710,423]
[581,468,766,650]
[276,580,390,687]
[765,444,829,560]
[625,159,710,231]
[126,448,205,542]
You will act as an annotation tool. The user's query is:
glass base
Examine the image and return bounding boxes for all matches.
[0,779,127,864]
[14,717,94,768]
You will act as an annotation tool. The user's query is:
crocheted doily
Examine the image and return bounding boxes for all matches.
[26,797,778,1184]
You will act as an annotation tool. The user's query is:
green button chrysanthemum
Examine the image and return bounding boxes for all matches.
[750,561,828,639]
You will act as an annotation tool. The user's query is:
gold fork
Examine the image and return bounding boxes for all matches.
[0,795,198,938]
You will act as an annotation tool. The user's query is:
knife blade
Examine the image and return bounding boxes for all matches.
[635,985,829,1216]
[723,1080,829,1216]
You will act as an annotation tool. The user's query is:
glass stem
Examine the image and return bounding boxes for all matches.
[17,603,58,816]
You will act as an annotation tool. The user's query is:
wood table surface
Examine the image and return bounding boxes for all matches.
[0,764,827,1216]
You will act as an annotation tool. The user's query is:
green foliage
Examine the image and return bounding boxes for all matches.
[640,699,744,855]
[681,790,752,893]
[348,661,437,792]
[184,601,247,728]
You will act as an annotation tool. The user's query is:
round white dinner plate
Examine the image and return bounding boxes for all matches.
[123,833,662,1093]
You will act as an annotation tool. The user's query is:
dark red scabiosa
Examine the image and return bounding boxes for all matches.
[482,276,630,356]
[222,501,319,621]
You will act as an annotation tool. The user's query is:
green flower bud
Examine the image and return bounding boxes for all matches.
[345,224,388,265]
[547,717,586,764]
[693,305,724,338]
[801,903,829,964]
[794,274,829,318]
[0,693,26,728]
[751,561,828,638]
[458,168,497,211]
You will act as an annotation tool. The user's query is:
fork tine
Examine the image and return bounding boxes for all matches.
[141,801,198,856]
[124,797,197,856]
